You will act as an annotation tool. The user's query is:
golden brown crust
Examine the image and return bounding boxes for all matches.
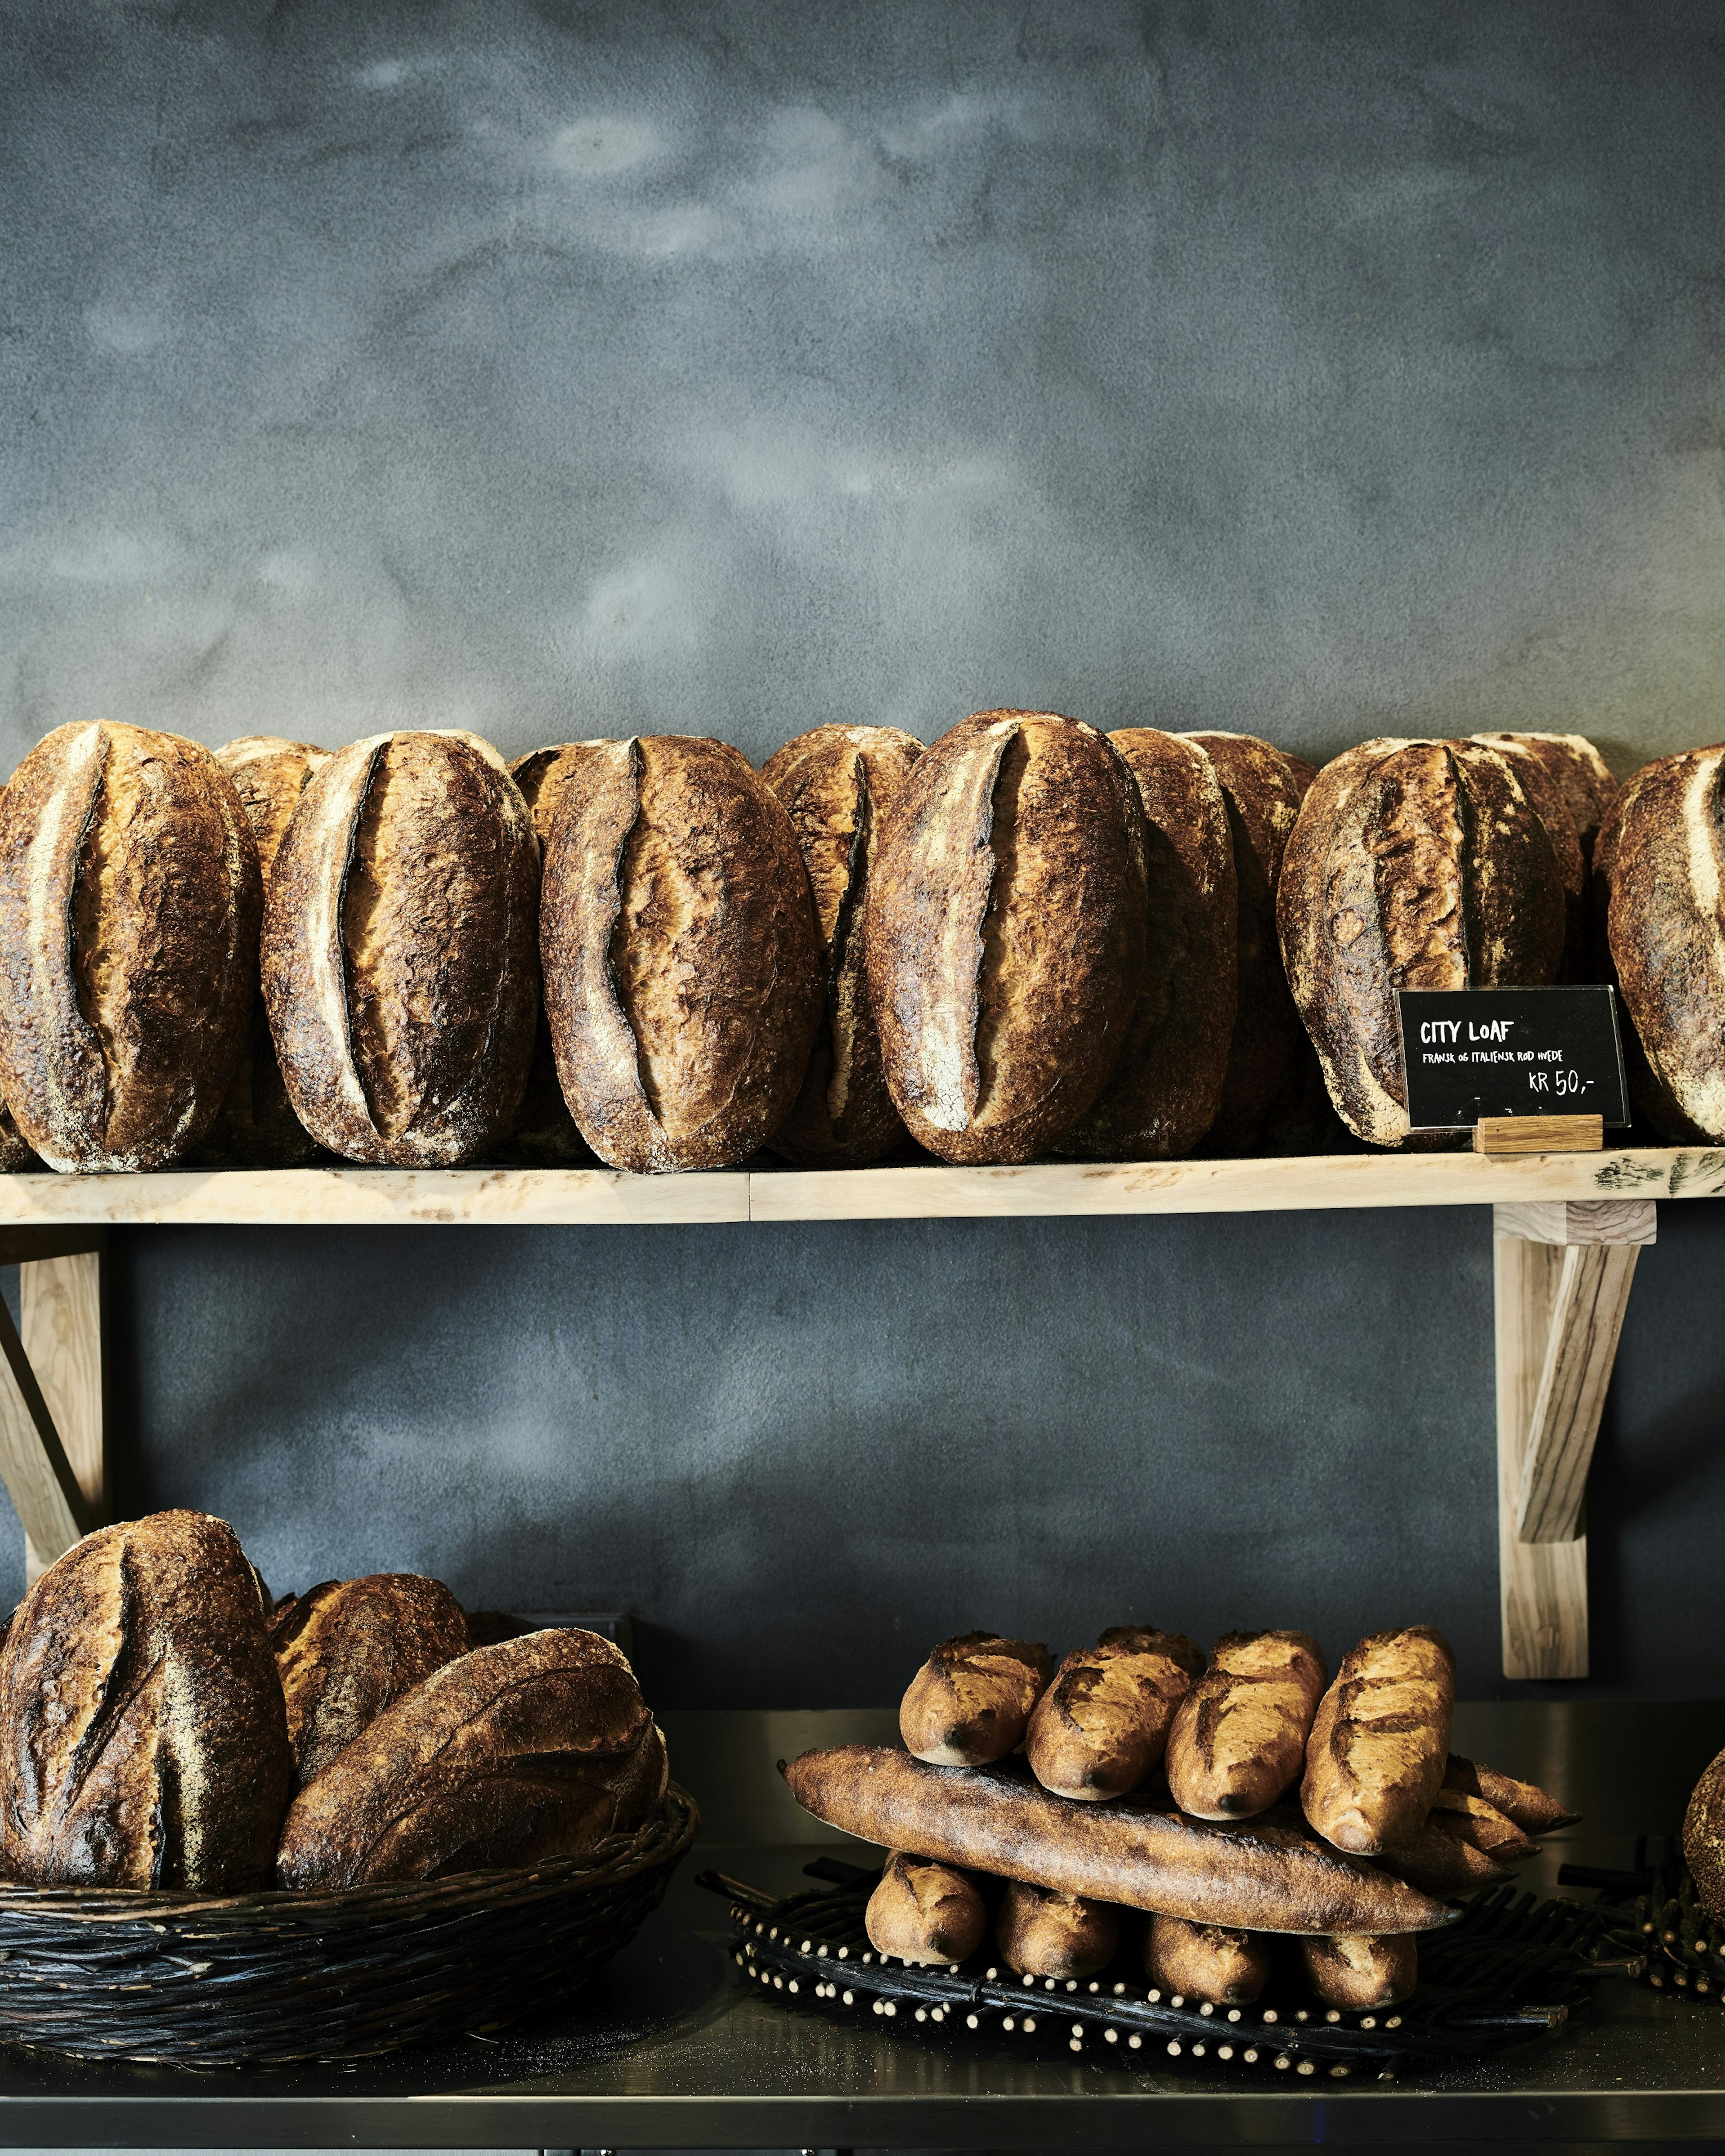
[1146,1913,1270,2005]
[864,1850,987,1964]
[996,1877,1120,1979]
[262,730,540,1166]
[1096,1626,1206,1681]
[1166,1630,1329,1821]
[1301,1627,1455,1855]
[0,1511,290,1889]
[1061,730,1236,1159]
[271,1573,470,1787]
[1375,1814,1513,1897]
[899,1632,1054,1767]
[509,741,615,841]
[1685,1745,1725,1920]
[0,724,262,1171]
[275,1629,667,1889]
[1277,739,1565,1145]
[784,1746,1458,1934]
[864,711,1148,1164]
[1426,1789,1538,1861]
[540,737,823,1171]
[1443,1754,1579,1833]
[1026,1635,1200,1802]
[760,725,922,1166]
[1300,1932,1417,2009]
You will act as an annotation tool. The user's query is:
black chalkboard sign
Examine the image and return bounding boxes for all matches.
[1395,986,1630,1130]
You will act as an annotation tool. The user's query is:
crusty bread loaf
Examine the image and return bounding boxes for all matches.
[1443,1754,1579,1833]
[510,741,615,836]
[276,1629,667,1889]
[0,1511,290,1889]
[1146,1913,1270,2005]
[1027,1631,1202,1802]
[1467,733,1590,981]
[784,1747,1457,1934]
[0,786,37,1172]
[1301,1627,1455,1855]
[1375,1814,1513,1898]
[1300,1932,1416,2010]
[271,1573,470,1786]
[1472,732,1617,868]
[865,1850,987,1965]
[263,730,539,1165]
[900,1632,1054,1767]
[1685,1745,1725,1919]
[0,723,262,1171]
[1096,1624,1205,1679]
[863,711,1148,1163]
[1059,729,1236,1160]
[1277,739,1566,1145]
[996,1878,1121,1979]
[759,724,923,1166]
[540,736,823,1171]
[1426,1790,1538,1862]
[198,738,332,1166]
[1167,1630,1329,1821]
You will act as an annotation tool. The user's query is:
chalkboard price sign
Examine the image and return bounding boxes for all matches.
[1395,985,1630,1131]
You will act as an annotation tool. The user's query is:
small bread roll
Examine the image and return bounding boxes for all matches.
[1427,1790,1538,1862]
[1167,1629,1328,1820]
[1027,1631,1203,1802]
[1146,1913,1269,2005]
[1444,1754,1579,1833]
[996,1878,1120,1980]
[900,1632,1054,1767]
[1302,1627,1455,1855]
[864,1851,986,1966]
[1301,1932,1418,2010]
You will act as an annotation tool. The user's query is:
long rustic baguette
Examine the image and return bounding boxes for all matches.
[783,1746,1456,1935]
[1444,1754,1580,1833]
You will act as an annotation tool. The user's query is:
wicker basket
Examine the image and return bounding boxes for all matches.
[0,1783,699,2065]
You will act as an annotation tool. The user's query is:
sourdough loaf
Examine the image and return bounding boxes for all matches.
[863,711,1148,1163]
[276,1628,667,1888]
[865,1851,987,1965]
[1146,1913,1269,2005]
[899,1632,1054,1767]
[1685,1745,1725,1919]
[271,1573,470,1786]
[1467,733,1590,980]
[1026,1630,1201,1801]
[0,724,262,1171]
[1300,1933,1416,2010]
[996,1878,1120,1979]
[0,786,36,1171]
[759,724,923,1166]
[1277,739,1565,1144]
[1166,1629,1328,1820]
[1472,732,1617,867]
[1301,1626,1455,1854]
[0,1511,291,1889]
[540,736,823,1171]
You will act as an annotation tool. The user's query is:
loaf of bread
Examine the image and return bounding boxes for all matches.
[276,1629,667,1888]
[1443,1754,1579,1833]
[196,738,332,1166]
[1375,1814,1513,1898]
[1471,732,1617,868]
[996,1878,1121,1979]
[510,741,615,836]
[540,736,823,1171]
[759,724,923,1166]
[1027,1630,1203,1801]
[0,786,37,1172]
[784,1747,1456,1933]
[1277,739,1566,1144]
[863,710,1148,1163]
[1300,1932,1417,2010]
[1685,1745,1725,1920]
[1302,1627,1455,1854]
[1426,1790,1538,1862]
[1058,730,1236,1160]
[1146,1913,1270,2005]
[900,1632,1054,1766]
[0,1511,291,1889]
[864,1850,987,1964]
[271,1573,470,1785]
[0,723,262,1171]
[1166,1630,1328,1820]
[263,729,540,1165]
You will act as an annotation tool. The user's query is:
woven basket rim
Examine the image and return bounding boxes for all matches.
[0,1782,700,1925]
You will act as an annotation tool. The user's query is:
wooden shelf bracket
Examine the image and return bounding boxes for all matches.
[1494,1199,1655,1680]
[0,1231,107,1586]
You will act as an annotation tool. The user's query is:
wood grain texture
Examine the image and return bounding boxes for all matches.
[0,1295,88,1570]
[20,1250,104,1584]
[1514,1241,1640,1544]
[1494,1233,1588,1679]
[1473,1115,1602,1155]
[1494,1199,1657,1246]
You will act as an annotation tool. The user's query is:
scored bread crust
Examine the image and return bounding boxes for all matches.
[1059,729,1236,1160]
[1300,1626,1455,1856]
[863,711,1149,1165]
[1276,738,1565,1145]
[1376,1813,1512,1896]
[996,1877,1120,1979]
[1472,731,1617,867]
[540,736,823,1172]
[1146,1912,1270,2005]
[1300,1932,1417,2010]
[760,724,923,1167]
[262,729,540,1166]
[1166,1629,1329,1821]
[0,723,261,1172]
[864,1850,987,1965]
[1467,734,1590,981]
[1026,1633,1202,1802]
[271,1573,470,1786]
[899,1631,1055,1767]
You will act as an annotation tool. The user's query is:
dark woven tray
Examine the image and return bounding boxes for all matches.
[0,1783,699,2066]
[703,1855,1644,2081]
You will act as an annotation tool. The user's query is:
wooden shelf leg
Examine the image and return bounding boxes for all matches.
[20,1247,106,1583]
[1493,1200,1656,1680]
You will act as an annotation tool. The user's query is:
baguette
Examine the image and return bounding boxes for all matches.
[1443,1754,1580,1833]
[900,1632,1054,1767]
[1026,1631,1202,1801]
[1146,1913,1269,2005]
[865,1851,987,1965]
[783,1747,1457,1935]
[1427,1790,1538,1862]
[1166,1629,1328,1820]
[1375,1814,1512,1898]
[996,1878,1121,1979]
[1301,1627,1455,1854]
[1300,1933,1417,2010]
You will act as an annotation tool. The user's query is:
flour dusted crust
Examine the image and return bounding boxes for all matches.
[0,723,261,1172]
[1472,731,1617,867]
[1061,729,1236,1160]
[261,729,539,1166]
[1166,1629,1329,1821]
[864,711,1148,1164]
[760,724,923,1166]
[995,1877,1120,1979]
[0,1511,290,1889]
[1146,1913,1270,2005]
[899,1631,1055,1767]
[1467,733,1591,980]
[1300,1626,1455,1856]
[271,1573,470,1786]
[864,1850,987,1964]
[0,788,35,1172]
[1276,739,1565,1145]
[1027,1631,1203,1801]
[1685,1744,1725,1920]
[539,736,823,1172]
